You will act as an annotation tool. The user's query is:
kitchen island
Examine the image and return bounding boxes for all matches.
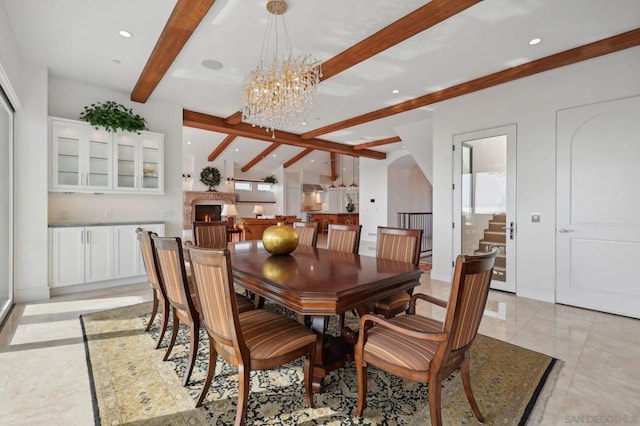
[307,212,359,232]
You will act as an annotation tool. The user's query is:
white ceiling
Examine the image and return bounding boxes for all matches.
[3,0,639,175]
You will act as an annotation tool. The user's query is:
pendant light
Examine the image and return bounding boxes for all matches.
[339,155,346,188]
[349,156,358,188]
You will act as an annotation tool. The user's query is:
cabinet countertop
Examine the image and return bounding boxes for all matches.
[48,220,165,228]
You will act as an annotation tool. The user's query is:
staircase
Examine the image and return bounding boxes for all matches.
[475,213,507,282]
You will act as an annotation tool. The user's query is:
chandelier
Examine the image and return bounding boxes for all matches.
[242,0,321,137]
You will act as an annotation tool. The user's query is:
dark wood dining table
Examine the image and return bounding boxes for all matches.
[227,240,422,392]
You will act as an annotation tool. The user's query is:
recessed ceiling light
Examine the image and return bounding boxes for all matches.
[392,89,400,94]
[201,59,224,70]
[118,30,133,38]
[235,148,239,152]
[272,154,277,157]
[187,141,191,145]
[528,37,542,46]
[311,159,314,163]
[402,146,407,149]
[301,122,307,126]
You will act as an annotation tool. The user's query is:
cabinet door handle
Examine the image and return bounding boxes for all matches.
[86,230,91,243]
[81,230,84,244]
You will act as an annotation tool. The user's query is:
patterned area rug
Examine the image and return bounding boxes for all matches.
[80,302,561,425]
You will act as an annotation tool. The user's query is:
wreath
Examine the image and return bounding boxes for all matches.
[200,166,221,191]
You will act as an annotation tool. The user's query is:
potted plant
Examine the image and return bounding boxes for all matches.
[200,166,221,191]
[346,193,355,213]
[263,175,278,184]
[79,101,147,133]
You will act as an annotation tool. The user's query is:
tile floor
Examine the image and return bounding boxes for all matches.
[0,248,639,425]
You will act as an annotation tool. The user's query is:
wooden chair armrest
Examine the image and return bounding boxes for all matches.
[356,314,448,348]
[408,293,448,314]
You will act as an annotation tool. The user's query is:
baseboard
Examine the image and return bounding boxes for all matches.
[50,276,146,297]
[15,286,51,303]
[515,286,555,304]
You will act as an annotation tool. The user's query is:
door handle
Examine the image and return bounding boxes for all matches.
[558,228,574,233]
[505,221,515,240]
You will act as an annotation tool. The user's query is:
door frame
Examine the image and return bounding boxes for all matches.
[0,86,14,326]
[452,124,517,292]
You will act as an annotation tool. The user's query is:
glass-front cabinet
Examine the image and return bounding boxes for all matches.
[50,118,112,191]
[49,117,164,194]
[114,131,164,193]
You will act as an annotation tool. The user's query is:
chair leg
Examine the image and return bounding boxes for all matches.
[196,338,217,407]
[154,298,170,350]
[355,351,368,416]
[146,293,159,332]
[428,375,443,426]
[163,309,179,361]
[182,319,200,387]
[460,353,484,422]
[235,364,250,426]
[304,342,315,408]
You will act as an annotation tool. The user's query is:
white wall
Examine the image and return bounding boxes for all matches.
[432,47,640,302]
[47,77,183,237]
[0,2,22,108]
[394,117,433,184]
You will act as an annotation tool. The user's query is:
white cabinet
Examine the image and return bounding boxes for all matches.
[326,188,359,213]
[114,132,164,193]
[49,117,164,194]
[113,223,165,279]
[50,223,164,288]
[50,226,114,287]
[49,118,113,191]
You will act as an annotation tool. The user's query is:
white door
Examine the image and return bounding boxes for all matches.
[453,124,517,292]
[556,96,640,318]
[51,227,85,287]
[84,226,114,283]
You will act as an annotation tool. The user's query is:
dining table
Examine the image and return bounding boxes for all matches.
[227,240,422,393]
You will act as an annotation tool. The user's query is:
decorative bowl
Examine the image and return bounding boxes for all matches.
[262,222,298,255]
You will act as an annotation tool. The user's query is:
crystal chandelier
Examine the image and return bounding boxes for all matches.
[242,0,321,137]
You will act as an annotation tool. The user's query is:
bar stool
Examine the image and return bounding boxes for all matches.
[322,218,331,234]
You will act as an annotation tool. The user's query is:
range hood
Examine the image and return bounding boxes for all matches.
[302,184,324,192]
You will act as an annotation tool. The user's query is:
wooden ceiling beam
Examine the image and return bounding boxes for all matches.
[183,109,386,160]
[225,111,243,125]
[354,136,402,150]
[302,28,640,139]
[241,143,281,172]
[283,148,314,168]
[131,0,216,103]
[320,0,481,81]
[207,134,236,162]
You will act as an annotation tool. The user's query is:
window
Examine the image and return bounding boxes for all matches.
[257,183,272,192]
[234,181,252,191]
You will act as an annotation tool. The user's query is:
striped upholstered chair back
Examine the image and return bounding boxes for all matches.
[445,248,499,353]
[193,221,228,249]
[327,223,362,254]
[187,247,240,358]
[151,236,201,386]
[137,229,163,295]
[293,221,319,247]
[376,227,422,265]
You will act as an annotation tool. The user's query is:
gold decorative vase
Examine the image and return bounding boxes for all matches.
[262,222,298,255]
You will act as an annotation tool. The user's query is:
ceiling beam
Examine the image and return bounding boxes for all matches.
[207,134,236,162]
[354,136,402,151]
[320,0,481,81]
[283,148,314,168]
[241,143,281,172]
[183,109,386,160]
[302,28,640,139]
[130,0,216,103]
[225,111,243,125]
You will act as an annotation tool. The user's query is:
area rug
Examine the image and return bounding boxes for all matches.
[80,302,561,425]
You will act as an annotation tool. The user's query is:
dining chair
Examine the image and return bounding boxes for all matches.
[373,226,423,318]
[326,223,363,329]
[192,220,228,248]
[184,241,256,314]
[354,247,499,426]
[152,236,200,386]
[326,223,362,254]
[293,221,319,247]
[187,245,317,425]
[136,228,169,349]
